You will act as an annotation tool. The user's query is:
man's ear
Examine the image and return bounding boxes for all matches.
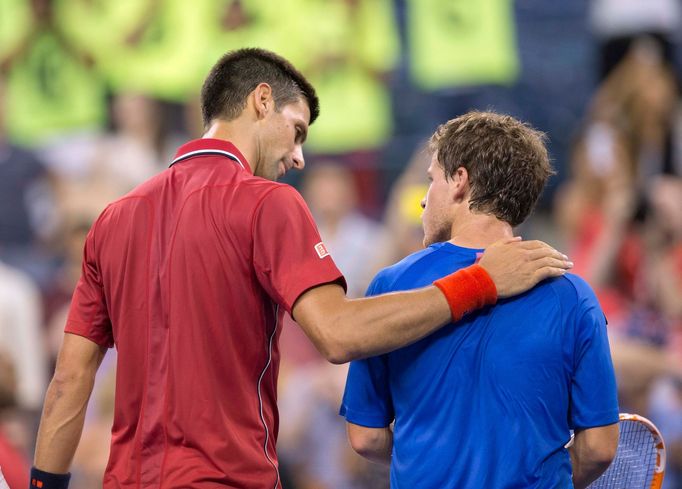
[252,83,273,119]
[451,166,470,202]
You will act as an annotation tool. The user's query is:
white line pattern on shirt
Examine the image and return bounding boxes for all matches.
[257,304,281,489]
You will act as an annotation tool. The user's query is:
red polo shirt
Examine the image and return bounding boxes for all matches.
[65,139,345,488]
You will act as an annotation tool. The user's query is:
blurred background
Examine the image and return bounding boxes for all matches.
[0,0,681,487]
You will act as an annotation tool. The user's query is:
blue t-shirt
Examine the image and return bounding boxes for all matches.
[340,242,619,489]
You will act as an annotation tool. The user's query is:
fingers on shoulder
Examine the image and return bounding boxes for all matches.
[519,241,571,263]
[533,264,568,282]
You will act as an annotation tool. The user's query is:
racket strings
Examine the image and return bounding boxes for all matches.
[588,420,656,488]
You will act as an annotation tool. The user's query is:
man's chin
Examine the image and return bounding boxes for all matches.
[276,162,287,180]
[255,169,281,182]
[423,229,437,247]
[423,233,449,248]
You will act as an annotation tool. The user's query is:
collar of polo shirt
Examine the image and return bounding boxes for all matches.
[170,139,250,173]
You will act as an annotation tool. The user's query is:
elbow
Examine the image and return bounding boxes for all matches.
[319,343,354,365]
[591,443,617,469]
[602,437,618,465]
[51,369,77,387]
[347,425,392,465]
[327,354,351,365]
[319,333,364,364]
[313,324,356,364]
[350,439,376,460]
[50,363,94,388]
[349,431,383,459]
[576,439,618,479]
[589,427,619,468]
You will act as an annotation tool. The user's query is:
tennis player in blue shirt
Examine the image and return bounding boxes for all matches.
[340,112,620,489]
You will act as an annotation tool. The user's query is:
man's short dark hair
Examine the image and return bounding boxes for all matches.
[429,111,554,227]
[201,48,319,127]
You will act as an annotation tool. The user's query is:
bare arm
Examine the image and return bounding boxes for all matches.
[33,333,106,473]
[292,238,572,363]
[347,423,393,465]
[569,423,619,489]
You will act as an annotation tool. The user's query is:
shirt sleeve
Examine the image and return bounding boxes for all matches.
[252,185,346,313]
[569,291,619,429]
[64,223,114,348]
[339,274,394,428]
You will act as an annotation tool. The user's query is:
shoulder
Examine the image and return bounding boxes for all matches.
[244,182,313,223]
[244,179,305,206]
[540,274,604,331]
[203,174,306,217]
[249,183,322,243]
[546,273,600,310]
[367,244,452,295]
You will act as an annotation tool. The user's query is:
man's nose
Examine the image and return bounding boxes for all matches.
[420,197,426,209]
[292,145,305,170]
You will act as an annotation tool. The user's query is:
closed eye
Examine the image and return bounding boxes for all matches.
[295,124,308,144]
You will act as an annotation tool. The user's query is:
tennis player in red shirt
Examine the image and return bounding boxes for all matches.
[30,48,572,489]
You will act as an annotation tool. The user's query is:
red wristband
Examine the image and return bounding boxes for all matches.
[433,264,497,322]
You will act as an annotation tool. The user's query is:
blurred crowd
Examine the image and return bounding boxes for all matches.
[0,0,681,488]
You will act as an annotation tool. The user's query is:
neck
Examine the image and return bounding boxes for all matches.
[448,211,514,249]
[203,120,257,173]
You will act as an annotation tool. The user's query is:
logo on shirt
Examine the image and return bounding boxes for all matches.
[315,242,329,259]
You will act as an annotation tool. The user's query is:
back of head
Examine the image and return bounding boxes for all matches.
[201,48,319,127]
[429,111,554,227]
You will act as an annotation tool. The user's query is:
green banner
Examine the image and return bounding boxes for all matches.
[0,0,33,62]
[5,33,106,145]
[290,0,399,152]
[407,0,519,90]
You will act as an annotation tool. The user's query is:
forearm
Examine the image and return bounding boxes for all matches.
[298,285,451,364]
[332,287,451,362]
[34,373,95,472]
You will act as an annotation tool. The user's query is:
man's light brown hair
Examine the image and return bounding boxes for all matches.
[429,111,554,227]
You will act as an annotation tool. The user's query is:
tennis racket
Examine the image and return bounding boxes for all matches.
[587,413,666,489]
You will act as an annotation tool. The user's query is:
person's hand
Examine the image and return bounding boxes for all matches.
[478,237,573,298]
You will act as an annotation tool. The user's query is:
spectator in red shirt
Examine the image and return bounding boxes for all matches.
[30,48,572,489]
